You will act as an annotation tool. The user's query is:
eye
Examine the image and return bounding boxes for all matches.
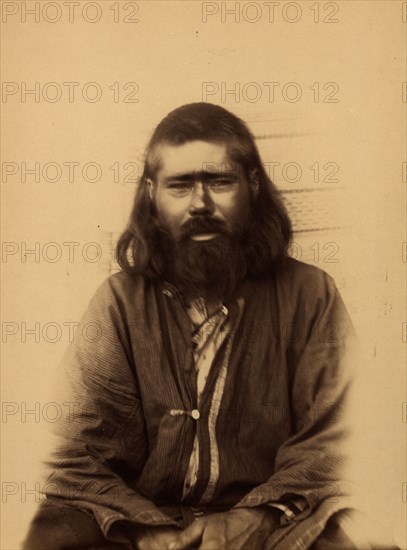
[209,178,235,191]
[167,182,192,194]
[168,182,190,189]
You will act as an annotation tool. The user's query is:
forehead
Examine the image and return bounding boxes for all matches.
[155,141,235,180]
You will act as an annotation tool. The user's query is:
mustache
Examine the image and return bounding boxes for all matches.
[178,217,229,239]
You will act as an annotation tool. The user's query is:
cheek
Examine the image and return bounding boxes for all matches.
[214,189,251,226]
[155,193,188,234]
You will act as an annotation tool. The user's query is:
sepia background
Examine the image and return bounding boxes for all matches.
[1,1,406,548]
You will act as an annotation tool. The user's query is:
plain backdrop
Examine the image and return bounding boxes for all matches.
[1,1,406,548]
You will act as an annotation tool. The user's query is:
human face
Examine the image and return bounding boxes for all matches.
[150,141,255,242]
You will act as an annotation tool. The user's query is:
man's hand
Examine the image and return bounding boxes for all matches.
[133,525,182,550]
[167,507,280,550]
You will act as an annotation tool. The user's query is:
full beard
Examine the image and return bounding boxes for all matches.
[154,221,249,304]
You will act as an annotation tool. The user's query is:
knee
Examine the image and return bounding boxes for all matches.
[23,500,107,550]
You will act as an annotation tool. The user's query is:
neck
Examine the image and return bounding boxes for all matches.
[182,287,223,318]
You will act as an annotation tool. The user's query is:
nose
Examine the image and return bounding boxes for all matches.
[189,181,213,215]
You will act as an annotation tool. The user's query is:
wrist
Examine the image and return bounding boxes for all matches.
[231,506,281,528]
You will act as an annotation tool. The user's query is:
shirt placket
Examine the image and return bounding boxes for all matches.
[182,304,229,502]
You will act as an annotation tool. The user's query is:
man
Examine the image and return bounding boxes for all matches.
[25,103,364,549]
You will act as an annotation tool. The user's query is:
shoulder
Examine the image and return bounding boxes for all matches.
[104,270,146,296]
[272,257,337,297]
[88,271,155,311]
[252,258,344,325]
[242,259,341,323]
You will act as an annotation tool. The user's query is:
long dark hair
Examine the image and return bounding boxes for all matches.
[116,102,292,279]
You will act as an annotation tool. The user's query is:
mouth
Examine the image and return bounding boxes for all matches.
[190,232,219,242]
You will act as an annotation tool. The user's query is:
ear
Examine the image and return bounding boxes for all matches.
[249,169,259,195]
[147,178,154,200]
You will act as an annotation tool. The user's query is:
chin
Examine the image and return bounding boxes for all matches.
[171,235,247,301]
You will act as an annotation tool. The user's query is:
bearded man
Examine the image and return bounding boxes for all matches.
[24,103,368,549]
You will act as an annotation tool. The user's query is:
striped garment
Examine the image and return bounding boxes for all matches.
[40,257,359,548]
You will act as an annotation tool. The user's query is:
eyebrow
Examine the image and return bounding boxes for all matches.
[162,171,239,182]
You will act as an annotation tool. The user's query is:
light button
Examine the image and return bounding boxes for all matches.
[190,409,200,420]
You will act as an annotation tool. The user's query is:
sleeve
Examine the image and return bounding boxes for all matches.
[233,272,357,524]
[42,278,179,540]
